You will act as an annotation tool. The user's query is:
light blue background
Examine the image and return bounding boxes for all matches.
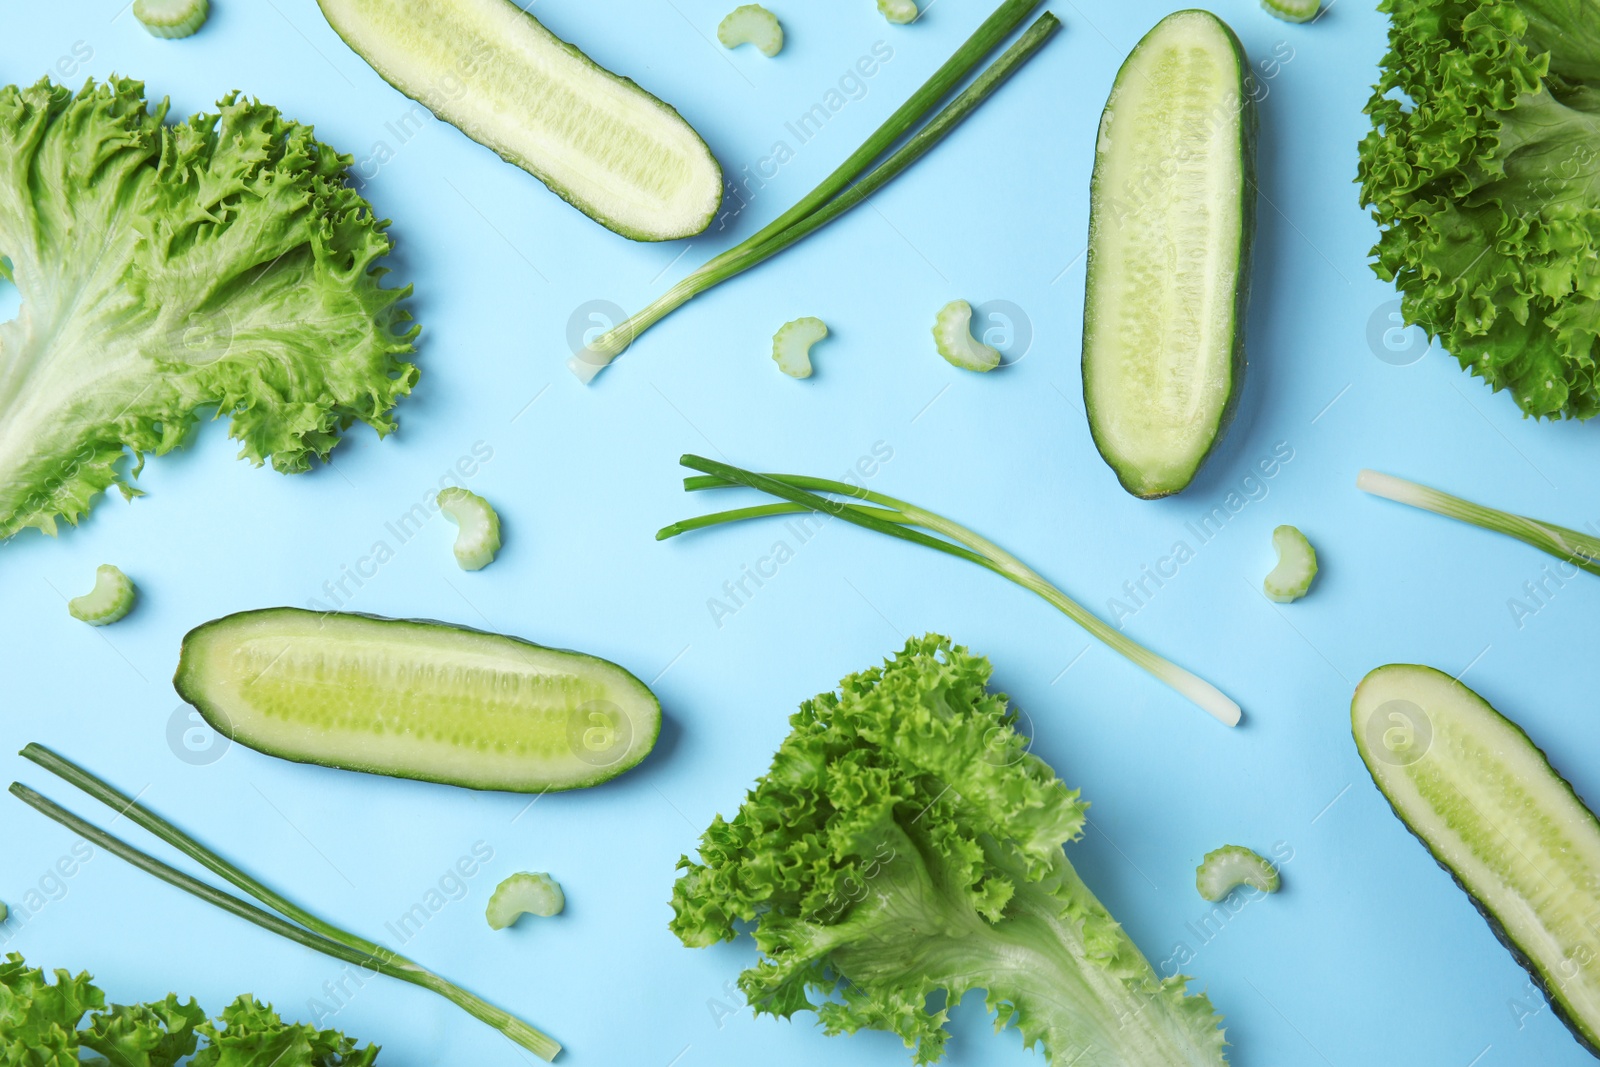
[4,1,1600,1064]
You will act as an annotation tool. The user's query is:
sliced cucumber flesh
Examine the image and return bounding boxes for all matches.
[174,608,661,792]
[134,0,209,38]
[69,565,136,626]
[718,5,784,57]
[487,872,565,929]
[933,299,1000,372]
[772,316,827,378]
[1082,10,1254,499]
[316,0,723,241]
[1353,664,1600,1051]
[438,487,502,570]
[1264,525,1317,603]
[1196,845,1280,901]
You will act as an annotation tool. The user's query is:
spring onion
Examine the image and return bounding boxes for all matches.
[1358,469,1600,577]
[658,456,1242,726]
[10,743,561,1060]
[570,2,1059,381]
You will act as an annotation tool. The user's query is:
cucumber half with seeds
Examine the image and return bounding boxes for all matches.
[316,0,723,241]
[1082,10,1255,499]
[1354,664,1600,1054]
[174,608,660,792]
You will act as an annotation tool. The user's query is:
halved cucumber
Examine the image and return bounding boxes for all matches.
[1353,664,1600,1053]
[1082,10,1255,499]
[316,0,723,241]
[174,608,660,792]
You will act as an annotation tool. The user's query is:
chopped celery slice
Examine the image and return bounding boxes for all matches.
[933,299,1000,371]
[487,872,565,929]
[133,0,209,38]
[718,5,784,56]
[1196,845,1279,901]
[1263,525,1317,603]
[438,488,501,571]
[68,565,135,626]
[772,317,828,378]
[878,0,920,23]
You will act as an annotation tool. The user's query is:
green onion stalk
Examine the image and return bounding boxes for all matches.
[1358,469,1600,577]
[659,456,1243,726]
[570,3,1060,382]
[10,744,561,1061]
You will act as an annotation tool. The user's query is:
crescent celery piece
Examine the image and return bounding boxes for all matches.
[0,79,418,544]
[672,635,1228,1065]
[878,0,920,22]
[659,455,1242,726]
[719,5,784,56]
[1353,665,1600,1055]
[1082,11,1255,499]
[316,0,722,242]
[1358,470,1600,577]
[68,565,137,626]
[1261,0,1319,21]
[173,608,661,791]
[1195,845,1280,901]
[1263,525,1317,603]
[487,872,565,929]
[11,744,560,1059]
[133,0,209,37]
[570,2,1059,381]
[438,487,501,570]
[933,299,1001,371]
[772,317,828,378]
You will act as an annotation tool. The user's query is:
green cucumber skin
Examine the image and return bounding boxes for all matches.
[1353,664,1600,1056]
[174,608,662,793]
[1081,10,1257,500]
[315,0,722,242]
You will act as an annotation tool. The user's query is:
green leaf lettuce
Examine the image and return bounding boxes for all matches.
[670,635,1227,1066]
[1359,0,1600,418]
[0,77,418,540]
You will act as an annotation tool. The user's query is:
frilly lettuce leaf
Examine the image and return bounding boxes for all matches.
[189,994,379,1067]
[1358,0,1600,419]
[0,76,418,540]
[0,954,378,1066]
[670,635,1227,1066]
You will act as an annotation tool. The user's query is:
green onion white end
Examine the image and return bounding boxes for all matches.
[771,317,827,378]
[878,0,920,23]
[133,0,209,38]
[1263,525,1317,603]
[933,299,1000,372]
[718,5,784,56]
[487,872,565,930]
[1196,845,1280,902]
[68,565,136,626]
[1358,469,1600,577]
[438,488,502,571]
